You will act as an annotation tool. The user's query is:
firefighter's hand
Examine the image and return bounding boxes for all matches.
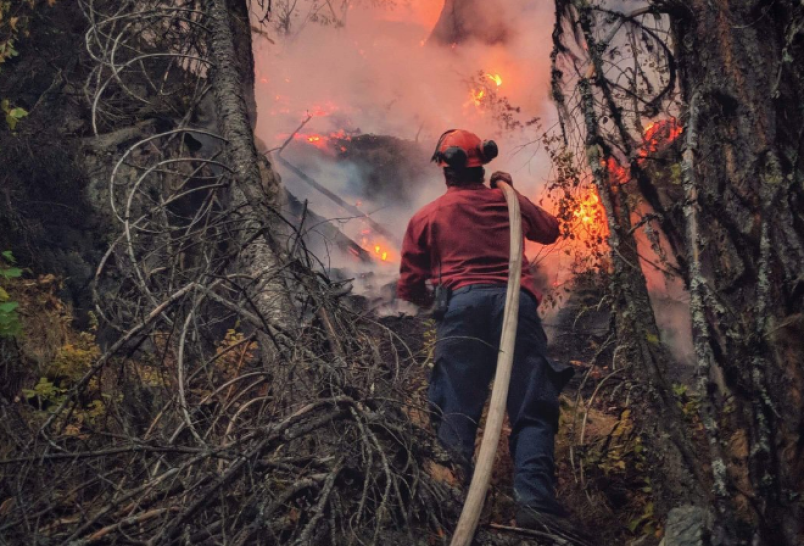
[490,171,513,189]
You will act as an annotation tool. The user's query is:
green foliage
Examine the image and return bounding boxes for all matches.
[0,0,56,130]
[627,500,655,535]
[0,250,22,338]
[22,377,65,410]
[25,327,106,432]
[577,405,659,538]
[2,99,27,130]
[0,0,57,63]
[672,382,701,421]
[50,331,100,380]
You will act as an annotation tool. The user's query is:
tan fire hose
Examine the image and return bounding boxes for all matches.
[450,181,523,546]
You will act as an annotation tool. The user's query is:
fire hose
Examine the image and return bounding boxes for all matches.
[450,180,523,546]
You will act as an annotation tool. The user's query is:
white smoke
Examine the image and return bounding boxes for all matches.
[250,1,695,367]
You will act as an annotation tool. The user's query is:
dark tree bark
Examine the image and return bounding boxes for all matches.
[552,1,709,524]
[428,0,511,46]
[669,1,804,543]
[553,0,804,539]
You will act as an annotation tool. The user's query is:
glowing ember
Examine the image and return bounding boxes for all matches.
[604,117,683,184]
[371,243,391,262]
[470,89,486,106]
[486,73,503,87]
[640,118,683,158]
[275,128,355,153]
[572,188,608,238]
[605,157,630,185]
[294,133,330,150]
[359,228,395,263]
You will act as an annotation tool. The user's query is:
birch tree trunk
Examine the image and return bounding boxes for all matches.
[549,0,710,521]
[576,74,707,516]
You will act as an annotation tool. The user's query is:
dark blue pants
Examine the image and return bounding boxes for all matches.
[429,284,572,514]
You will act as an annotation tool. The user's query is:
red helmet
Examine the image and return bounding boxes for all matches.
[431,129,499,168]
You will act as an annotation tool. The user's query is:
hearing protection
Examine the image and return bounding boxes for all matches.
[431,129,499,168]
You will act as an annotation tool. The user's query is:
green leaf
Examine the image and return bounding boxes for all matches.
[8,106,27,119]
[0,267,21,278]
[0,320,21,338]
[5,106,27,130]
[0,301,19,313]
[1,250,15,262]
[0,287,8,301]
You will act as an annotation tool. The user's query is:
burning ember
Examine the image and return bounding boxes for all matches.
[359,228,395,263]
[640,118,683,158]
[466,70,504,108]
[605,117,683,184]
[606,157,630,185]
[279,128,355,152]
[470,89,486,106]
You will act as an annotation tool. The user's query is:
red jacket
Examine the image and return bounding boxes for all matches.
[397,183,559,306]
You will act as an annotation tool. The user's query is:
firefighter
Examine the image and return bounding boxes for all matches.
[397,129,575,529]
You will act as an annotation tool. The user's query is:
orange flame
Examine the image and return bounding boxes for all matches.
[605,157,630,185]
[466,73,501,109]
[469,89,486,107]
[572,188,608,238]
[604,117,683,184]
[486,73,503,87]
[360,228,395,263]
[640,118,683,158]
[276,128,354,152]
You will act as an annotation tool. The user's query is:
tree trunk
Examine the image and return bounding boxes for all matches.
[207,0,294,363]
[670,1,804,543]
[548,0,709,521]
[576,72,707,516]
[428,0,511,46]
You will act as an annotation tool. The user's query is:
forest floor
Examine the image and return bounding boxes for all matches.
[0,272,672,546]
[380,311,667,545]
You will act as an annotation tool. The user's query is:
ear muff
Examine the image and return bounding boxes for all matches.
[431,129,458,163]
[441,146,468,168]
[481,140,498,162]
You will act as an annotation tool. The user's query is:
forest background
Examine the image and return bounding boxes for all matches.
[0,1,802,545]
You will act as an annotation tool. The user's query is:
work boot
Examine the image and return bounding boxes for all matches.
[515,505,593,546]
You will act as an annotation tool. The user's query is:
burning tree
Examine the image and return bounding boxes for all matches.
[551,1,804,544]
